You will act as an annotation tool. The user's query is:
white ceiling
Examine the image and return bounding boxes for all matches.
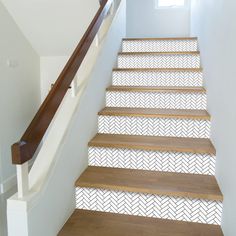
[1,0,99,56]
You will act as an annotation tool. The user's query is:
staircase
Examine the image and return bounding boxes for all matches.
[59,37,223,235]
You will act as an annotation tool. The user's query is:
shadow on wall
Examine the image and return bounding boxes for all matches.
[190,0,236,235]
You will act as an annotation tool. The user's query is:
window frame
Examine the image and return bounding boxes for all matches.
[155,0,188,9]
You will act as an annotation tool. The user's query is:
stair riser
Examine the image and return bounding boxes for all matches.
[118,54,200,69]
[98,116,211,138]
[89,147,216,175]
[122,40,198,52]
[76,188,222,225]
[106,91,207,110]
[112,70,203,87]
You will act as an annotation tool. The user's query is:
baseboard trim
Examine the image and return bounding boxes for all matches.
[0,161,34,195]
[0,175,17,195]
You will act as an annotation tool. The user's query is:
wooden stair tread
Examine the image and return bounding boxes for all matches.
[118,51,200,55]
[89,134,216,155]
[106,86,206,93]
[99,107,210,120]
[76,167,223,201]
[113,68,203,72]
[58,210,223,236]
[123,37,198,41]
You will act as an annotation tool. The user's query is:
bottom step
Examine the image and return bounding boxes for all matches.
[58,210,223,236]
[75,167,222,225]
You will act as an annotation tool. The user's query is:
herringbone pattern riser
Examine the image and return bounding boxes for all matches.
[76,188,222,225]
[118,54,200,69]
[122,40,198,52]
[112,70,203,87]
[98,116,211,138]
[106,91,207,110]
[88,147,216,175]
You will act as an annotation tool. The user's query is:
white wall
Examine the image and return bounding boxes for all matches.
[126,0,190,38]
[191,1,236,235]
[40,57,69,101]
[0,2,40,235]
[1,0,99,56]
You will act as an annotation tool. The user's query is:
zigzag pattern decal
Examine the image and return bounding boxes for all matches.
[112,70,203,87]
[98,116,211,138]
[122,40,198,52]
[118,54,201,69]
[106,91,207,110]
[76,188,222,225]
[88,147,216,175]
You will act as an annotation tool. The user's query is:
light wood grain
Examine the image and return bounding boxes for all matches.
[123,37,198,41]
[76,167,223,201]
[106,86,206,93]
[58,210,223,236]
[99,107,211,120]
[89,134,216,155]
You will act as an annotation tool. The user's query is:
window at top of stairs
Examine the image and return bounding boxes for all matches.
[155,0,186,8]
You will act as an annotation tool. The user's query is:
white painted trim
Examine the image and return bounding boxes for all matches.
[16,163,29,198]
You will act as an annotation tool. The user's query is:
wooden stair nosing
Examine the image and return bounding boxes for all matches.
[106,86,206,93]
[89,134,216,155]
[76,166,223,201]
[118,51,200,55]
[123,37,198,41]
[58,209,223,236]
[113,68,203,72]
[98,107,211,120]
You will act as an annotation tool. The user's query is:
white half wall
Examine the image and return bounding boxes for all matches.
[191,1,236,235]
[126,0,190,38]
[0,2,40,235]
[7,0,126,235]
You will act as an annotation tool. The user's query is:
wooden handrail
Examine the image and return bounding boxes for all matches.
[12,0,113,165]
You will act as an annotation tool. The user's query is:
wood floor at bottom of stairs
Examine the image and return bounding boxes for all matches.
[58,210,223,236]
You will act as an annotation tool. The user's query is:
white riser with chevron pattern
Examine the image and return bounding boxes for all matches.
[88,147,216,175]
[76,188,222,225]
[98,116,211,138]
[118,53,200,69]
[112,70,203,87]
[122,39,198,52]
[106,91,207,110]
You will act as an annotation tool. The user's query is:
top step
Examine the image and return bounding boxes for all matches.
[122,37,198,53]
